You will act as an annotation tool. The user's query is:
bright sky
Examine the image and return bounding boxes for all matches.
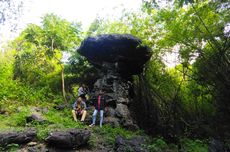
[25,0,142,27]
[0,0,142,47]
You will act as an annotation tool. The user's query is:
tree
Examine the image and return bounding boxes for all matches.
[90,0,229,139]
[41,14,82,104]
[141,0,230,138]
[13,14,82,104]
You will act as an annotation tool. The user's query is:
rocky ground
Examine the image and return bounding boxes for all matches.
[0,104,228,152]
[0,127,149,152]
[0,104,151,152]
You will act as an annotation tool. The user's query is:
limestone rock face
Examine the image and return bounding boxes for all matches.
[115,104,130,118]
[78,34,152,129]
[78,34,152,76]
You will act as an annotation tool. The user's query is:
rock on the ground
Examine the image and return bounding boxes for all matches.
[114,136,149,152]
[208,139,228,152]
[53,104,67,111]
[26,113,47,124]
[103,117,120,128]
[30,107,49,114]
[121,118,139,130]
[115,104,130,118]
[105,107,116,117]
[45,129,91,149]
[0,109,7,115]
[0,129,36,147]
[17,142,48,152]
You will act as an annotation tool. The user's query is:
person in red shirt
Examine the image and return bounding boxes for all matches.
[89,89,107,127]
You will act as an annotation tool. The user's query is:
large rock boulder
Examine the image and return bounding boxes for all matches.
[26,107,50,124]
[114,136,149,152]
[26,113,47,124]
[208,139,228,152]
[77,34,152,129]
[78,34,152,76]
[0,129,36,147]
[45,129,90,149]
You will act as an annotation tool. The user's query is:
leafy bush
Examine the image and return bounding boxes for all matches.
[146,137,173,152]
[0,106,30,128]
[92,125,144,146]
[13,109,30,126]
[34,123,51,141]
[180,138,208,152]
[0,143,20,152]
[44,108,83,128]
[145,137,208,152]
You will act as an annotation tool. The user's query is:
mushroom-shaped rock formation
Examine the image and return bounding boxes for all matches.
[77,34,152,129]
[78,34,152,76]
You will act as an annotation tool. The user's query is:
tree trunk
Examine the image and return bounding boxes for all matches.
[51,39,67,104]
[61,64,67,105]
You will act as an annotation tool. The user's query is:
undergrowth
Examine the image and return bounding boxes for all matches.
[89,124,145,148]
[0,99,209,152]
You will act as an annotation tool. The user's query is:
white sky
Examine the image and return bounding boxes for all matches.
[24,0,142,27]
[0,0,142,47]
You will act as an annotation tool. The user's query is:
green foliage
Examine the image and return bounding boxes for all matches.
[0,50,14,79]
[67,53,99,87]
[35,124,50,141]
[180,138,208,152]
[92,125,144,146]
[0,143,20,152]
[44,108,84,128]
[0,1,229,150]
[0,13,86,107]
[42,14,82,51]
[145,137,208,152]
[0,105,30,130]
[0,104,83,140]
[33,108,84,140]
[13,109,30,127]
[11,14,82,92]
[128,0,229,139]
[0,79,58,105]
[0,48,58,104]
[147,137,169,152]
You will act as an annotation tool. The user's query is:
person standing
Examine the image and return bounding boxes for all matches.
[89,89,107,127]
[78,84,89,100]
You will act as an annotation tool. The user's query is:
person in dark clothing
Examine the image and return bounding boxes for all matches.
[89,89,107,127]
[78,84,89,100]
